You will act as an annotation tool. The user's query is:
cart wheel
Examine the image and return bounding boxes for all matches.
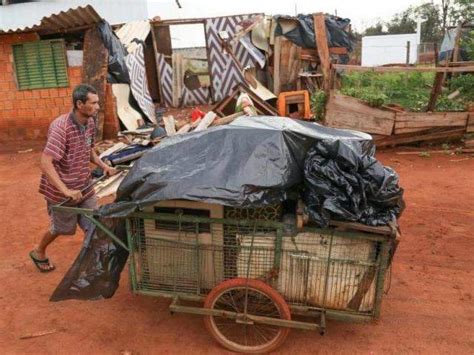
[204,278,291,353]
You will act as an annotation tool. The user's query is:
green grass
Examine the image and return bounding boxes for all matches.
[339,71,471,112]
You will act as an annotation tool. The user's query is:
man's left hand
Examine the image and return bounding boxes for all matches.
[103,166,119,177]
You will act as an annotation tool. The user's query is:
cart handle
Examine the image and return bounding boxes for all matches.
[50,205,129,252]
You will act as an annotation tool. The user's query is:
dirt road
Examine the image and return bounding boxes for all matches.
[0,149,473,354]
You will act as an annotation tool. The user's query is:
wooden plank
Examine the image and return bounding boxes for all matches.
[329,47,348,55]
[278,38,301,92]
[313,13,331,90]
[375,127,466,147]
[333,64,474,73]
[273,36,281,95]
[394,126,465,134]
[426,72,444,111]
[82,26,108,141]
[144,35,160,102]
[467,113,474,133]
[172,53,184,107]
[194,111,217,131]
[302,47,348,57]
[329,220,393,236]
[163,115,176,136]
[325,93,395,135]
[394,112,468,134]
[211,112,244,126]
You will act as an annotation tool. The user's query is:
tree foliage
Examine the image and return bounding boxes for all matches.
[363,1,472,42]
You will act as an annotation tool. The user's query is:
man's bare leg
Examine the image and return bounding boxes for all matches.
[31,231,58,271]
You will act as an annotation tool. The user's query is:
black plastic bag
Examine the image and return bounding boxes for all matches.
[303,140,404,228]
[97,21,130,83]
[50,219,129,301]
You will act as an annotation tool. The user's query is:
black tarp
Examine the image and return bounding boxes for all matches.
[274,14,355,52]
[99,117,373,218]
[97,21,130,83]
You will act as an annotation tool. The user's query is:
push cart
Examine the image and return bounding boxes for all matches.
[56,204,399,353]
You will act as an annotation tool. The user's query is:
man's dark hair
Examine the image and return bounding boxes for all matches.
[72,84,97,109]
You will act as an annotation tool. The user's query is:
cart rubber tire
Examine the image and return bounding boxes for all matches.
[204,278,291,353]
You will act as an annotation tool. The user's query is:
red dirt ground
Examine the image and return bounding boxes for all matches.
[0,148,473,354]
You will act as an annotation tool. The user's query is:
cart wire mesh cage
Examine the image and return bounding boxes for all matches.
[128,212,391,317]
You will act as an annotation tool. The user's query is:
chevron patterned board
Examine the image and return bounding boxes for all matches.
[205,14,261,101]
[157,53,211,107]
[157,53,173,107]
[126,44,157,123]
[182,86,211,106]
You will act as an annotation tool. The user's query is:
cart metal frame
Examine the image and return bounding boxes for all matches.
[55,205,397,350]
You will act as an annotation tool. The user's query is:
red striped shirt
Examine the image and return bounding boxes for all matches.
[39,112,96,204]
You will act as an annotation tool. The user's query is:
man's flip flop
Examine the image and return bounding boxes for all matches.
[29,250,55,273]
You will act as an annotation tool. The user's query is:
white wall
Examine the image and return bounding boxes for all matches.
[0,0,149,31]
[361,33,419,66]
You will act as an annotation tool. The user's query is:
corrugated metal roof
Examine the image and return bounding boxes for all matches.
[0,5,102,35]
[115,20,150,53]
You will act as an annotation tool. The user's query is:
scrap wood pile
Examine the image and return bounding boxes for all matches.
[325,92,474,149]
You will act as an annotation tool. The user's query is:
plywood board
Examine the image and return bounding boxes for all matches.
[112,84,142,131]
[325,93,395,135]
[278,38,301,92]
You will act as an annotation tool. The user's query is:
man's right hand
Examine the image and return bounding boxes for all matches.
[63,189,83,202]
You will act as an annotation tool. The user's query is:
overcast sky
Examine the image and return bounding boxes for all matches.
[147,0,427,33]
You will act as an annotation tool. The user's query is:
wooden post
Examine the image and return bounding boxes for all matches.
[313,13,331,91]
[406,41,410,65]
[82,26,109,141]
[434,42,438,66]
[426,72,444,112]
[273,36,281,95]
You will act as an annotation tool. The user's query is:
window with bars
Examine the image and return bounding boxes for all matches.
[12,39,69,90]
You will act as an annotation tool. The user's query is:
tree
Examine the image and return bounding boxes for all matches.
[363,22,386,36]
[449,0,474,26]
[380,2,443,42]
[386,7,417,35]
[415,2,442,42]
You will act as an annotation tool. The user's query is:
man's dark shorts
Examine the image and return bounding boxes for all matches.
[47,196,98,235]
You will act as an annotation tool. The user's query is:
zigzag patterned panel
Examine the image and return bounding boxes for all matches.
[157,53,211,107]
[125,44,157,123]
[182,86,211,106]
[205,14,260,101]
[156,53,173,107]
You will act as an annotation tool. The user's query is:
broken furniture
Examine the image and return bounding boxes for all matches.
[212,84,278,117]
[277,90,311,119]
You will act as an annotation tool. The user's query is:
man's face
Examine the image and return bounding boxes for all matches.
[77,93,100,117]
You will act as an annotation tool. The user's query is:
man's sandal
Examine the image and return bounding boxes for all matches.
[29,250,55,273]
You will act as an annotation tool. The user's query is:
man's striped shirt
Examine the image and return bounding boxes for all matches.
[39,112,95,204]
